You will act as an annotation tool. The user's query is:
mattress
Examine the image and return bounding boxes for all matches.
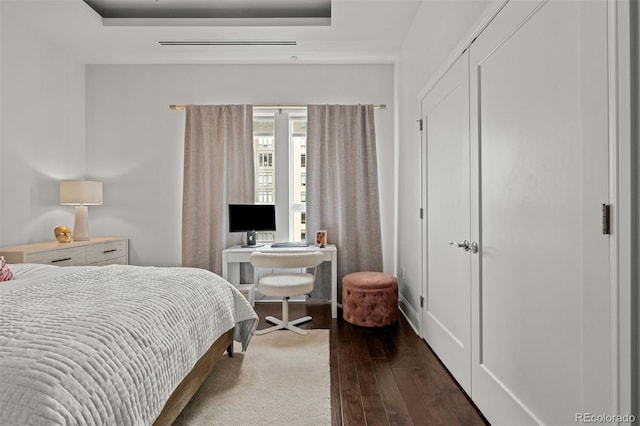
[0,263,258,425]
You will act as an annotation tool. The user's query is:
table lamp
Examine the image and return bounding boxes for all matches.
[60,180,103,241]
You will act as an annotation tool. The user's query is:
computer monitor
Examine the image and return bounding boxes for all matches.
[228,204,276,246]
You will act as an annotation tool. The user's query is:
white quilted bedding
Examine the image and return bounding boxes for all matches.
[0,264,258,426]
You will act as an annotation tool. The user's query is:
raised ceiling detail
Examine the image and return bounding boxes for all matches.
[83,0,331,26]
[6,0,423,64]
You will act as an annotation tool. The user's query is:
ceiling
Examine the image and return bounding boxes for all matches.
[2,0,423,64]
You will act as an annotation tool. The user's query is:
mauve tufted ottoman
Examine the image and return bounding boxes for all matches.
[342,271,398,327]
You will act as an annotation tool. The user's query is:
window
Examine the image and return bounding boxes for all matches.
[258,172,273,186]
[253,111,307,242]
[258,191,273,203]
[258,153,273,167]
[257,137,272,148]
[254,115,276,241]
[289,114,307,242]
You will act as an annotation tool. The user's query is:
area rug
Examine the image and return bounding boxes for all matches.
[174,329,331,426]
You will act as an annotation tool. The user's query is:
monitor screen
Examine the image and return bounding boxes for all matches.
[228,204,276,232]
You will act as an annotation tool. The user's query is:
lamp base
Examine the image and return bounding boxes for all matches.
[72,205,90,241]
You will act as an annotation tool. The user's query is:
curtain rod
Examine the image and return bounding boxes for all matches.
[169,104,386,110]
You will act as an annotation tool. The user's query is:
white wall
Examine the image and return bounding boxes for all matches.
[85,64,395,267]
[395,1,500,328]
[0,3,86,246]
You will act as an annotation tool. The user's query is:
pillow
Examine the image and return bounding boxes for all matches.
[0,256,14,281]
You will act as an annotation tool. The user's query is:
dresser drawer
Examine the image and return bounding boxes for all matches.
[90,255,128,266]
[24,246,87,266]
[0,237,129,266]
[86,239,128,265]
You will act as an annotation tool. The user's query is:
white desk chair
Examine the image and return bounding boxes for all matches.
[249,251,325,335]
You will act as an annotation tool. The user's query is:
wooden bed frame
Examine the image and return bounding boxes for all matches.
[153,328,235,425]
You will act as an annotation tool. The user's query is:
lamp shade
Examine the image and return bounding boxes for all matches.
[60,180,103,205]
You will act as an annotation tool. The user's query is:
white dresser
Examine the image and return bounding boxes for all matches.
[0,237,128,266]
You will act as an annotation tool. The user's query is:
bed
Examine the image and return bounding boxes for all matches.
[0,263,258,425]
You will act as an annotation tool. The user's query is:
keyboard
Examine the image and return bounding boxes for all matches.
[270,242,309,248]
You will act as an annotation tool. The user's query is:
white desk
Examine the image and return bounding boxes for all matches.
[222,244,338,318]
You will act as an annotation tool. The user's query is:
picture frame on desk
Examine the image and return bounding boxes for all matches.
[315,230,327,248]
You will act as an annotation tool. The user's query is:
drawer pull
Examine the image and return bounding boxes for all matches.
[103,249,117,254]
[51,257,72,263]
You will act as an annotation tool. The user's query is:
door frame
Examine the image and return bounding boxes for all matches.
[607,0,635,417]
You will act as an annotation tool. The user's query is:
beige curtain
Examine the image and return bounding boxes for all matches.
[182,105,254,274]
[306,104,383,301]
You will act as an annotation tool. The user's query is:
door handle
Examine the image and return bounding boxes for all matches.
[450,240,471,251]
[450,240,479,254]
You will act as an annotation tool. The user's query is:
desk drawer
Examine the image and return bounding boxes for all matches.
[87,239,128,265]
[25,246,87,266]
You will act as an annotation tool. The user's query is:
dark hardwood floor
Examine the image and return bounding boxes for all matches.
[253,302,488,426]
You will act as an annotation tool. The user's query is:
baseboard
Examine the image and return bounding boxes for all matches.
[399,293,421,337]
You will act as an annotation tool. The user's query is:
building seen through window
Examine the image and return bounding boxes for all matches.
[253,111,307,242]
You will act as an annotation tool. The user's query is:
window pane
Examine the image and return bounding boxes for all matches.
[291,118,307,135]
[290,115,307,241]
[254,114,275,242]
[254,117,274,135]
[251,111,306,243]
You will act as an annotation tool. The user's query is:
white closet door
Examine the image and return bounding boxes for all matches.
[421,52,472,392]
[469,0,611,424]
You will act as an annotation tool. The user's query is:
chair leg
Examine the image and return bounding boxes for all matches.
[255,323,284,335]
[265,315,281,325]
[255,297,312,335]
[282,296,289,324]
[285,324,309,335]
[289,315,312,326]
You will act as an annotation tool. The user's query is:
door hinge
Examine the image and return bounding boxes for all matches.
[602,204,611,235]
[419,208,424,219]
[417,119,423,131]
[419,296,424,308]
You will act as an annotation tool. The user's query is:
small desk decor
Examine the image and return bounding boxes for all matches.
[54,226,72,243]
[315,230,327,248]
